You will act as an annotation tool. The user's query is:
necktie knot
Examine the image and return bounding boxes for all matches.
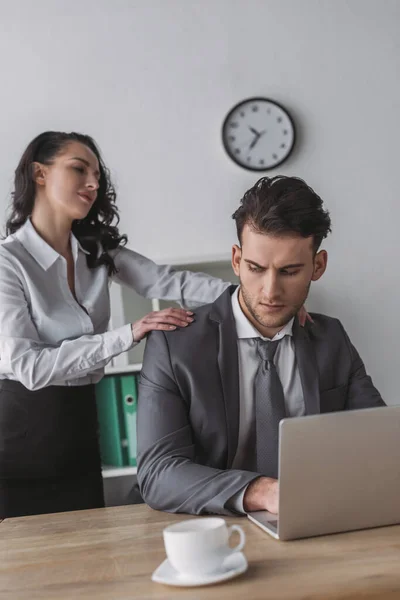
[256,339,280,363]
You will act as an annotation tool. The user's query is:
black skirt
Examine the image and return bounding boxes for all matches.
[0,379,104,518]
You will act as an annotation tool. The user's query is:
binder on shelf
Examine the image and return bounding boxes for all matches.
[96,376,128,467]
[119,375,138,467]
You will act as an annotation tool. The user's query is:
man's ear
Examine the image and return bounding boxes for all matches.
[231,244,241,277]
[32,162,46,186]
[312,249,328,281]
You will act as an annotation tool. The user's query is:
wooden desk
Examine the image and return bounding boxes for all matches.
[1,504,400,599]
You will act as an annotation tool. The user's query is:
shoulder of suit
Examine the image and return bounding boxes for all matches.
[307,312,346,335]
[192,300,216,317]
[159,300,218,346]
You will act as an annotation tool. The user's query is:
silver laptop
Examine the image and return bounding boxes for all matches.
[248,405,400,541]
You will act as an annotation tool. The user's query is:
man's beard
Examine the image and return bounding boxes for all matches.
[240,279,311,330]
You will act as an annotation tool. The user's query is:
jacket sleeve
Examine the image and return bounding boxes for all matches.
[136,330,259,516]
[340,323,386,409]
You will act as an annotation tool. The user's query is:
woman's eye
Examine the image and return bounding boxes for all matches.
[73,166,85,174]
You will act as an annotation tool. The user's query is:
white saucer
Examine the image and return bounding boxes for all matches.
[151,551,248,587]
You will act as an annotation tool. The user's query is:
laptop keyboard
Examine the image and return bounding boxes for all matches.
[268,519,278,532]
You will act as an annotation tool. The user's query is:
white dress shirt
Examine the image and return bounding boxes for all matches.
[0,218,229,391]
[229,287,305,512]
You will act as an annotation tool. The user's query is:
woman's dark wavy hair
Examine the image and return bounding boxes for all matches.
[5,131,127,275]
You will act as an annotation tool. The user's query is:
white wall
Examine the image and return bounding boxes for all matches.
[0,0,399,401]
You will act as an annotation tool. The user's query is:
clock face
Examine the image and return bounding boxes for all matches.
[222,97,295,171]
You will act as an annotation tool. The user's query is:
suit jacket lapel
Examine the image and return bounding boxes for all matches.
[293,318,320,415]
[210,286,240,468]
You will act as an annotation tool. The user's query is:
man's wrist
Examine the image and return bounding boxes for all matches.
[243,476,277,512]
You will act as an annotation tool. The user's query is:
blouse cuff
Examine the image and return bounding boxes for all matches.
[104,324,136,356]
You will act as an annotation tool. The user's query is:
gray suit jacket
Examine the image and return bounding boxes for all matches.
[137,286,385,516]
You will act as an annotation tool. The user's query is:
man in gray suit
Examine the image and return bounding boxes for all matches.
[137,176,385,516]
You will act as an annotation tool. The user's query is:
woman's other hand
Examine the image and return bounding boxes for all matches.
[298,306,313,327]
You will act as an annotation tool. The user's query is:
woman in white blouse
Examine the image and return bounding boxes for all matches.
[0,131,229,518]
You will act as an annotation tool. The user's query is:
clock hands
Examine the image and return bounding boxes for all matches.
[249,135,260,150]
[248,127,266,150]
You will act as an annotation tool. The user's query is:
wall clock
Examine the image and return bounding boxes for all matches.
[222,97,296,171]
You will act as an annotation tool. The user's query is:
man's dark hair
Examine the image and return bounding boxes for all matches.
[232,175,332,252]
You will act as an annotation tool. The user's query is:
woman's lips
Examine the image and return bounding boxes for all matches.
[77,193,93,204]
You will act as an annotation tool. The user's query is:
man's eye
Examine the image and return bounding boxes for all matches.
[248,265,262,273]
[281,270,299,276]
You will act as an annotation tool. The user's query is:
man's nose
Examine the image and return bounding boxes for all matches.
[262,272,281,299]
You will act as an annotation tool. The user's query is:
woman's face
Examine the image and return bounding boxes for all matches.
[34,141,100,221]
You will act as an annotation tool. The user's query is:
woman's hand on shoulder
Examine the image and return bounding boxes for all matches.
[131,308,194,342]
[298,306,313,327]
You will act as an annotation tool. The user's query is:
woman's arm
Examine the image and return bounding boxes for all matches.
[111,247,311,324]
[111,247,230,307]
[0,256,134,391]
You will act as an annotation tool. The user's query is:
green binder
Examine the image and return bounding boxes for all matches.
[119,375,138,466]
[95,375,128,467]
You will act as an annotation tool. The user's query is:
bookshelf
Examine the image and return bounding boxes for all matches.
[104,363,142,376]
[102,465,137,478]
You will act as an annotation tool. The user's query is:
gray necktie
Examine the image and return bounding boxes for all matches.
[254,339,286,478]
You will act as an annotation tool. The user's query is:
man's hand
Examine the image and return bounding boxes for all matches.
[243,477,279,514]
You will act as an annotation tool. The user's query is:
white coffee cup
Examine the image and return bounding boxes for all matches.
[163,517,246,577]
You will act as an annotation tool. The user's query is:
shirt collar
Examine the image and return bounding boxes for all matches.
[231,286,294,342]
[14,218,90,271]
